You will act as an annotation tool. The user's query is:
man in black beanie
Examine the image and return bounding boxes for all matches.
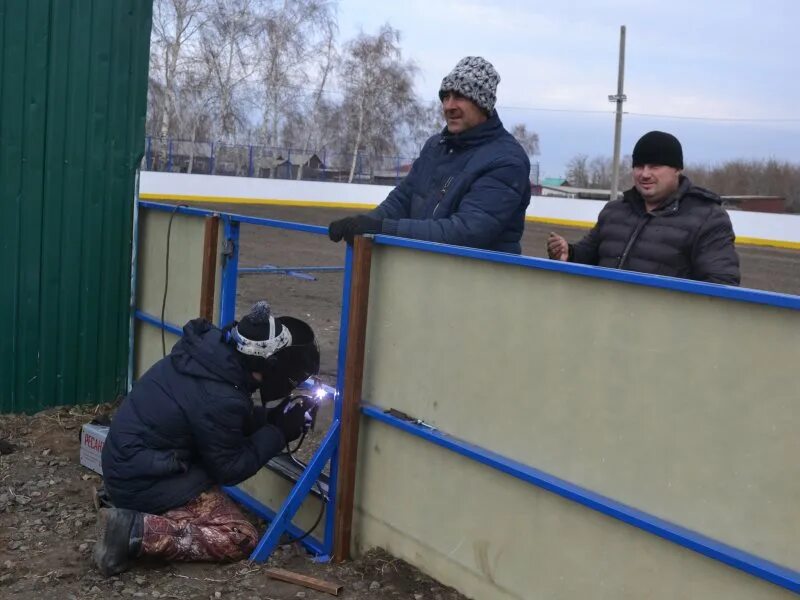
[328,56,531,254]
[547,131,740,285]
[94,301,320,576]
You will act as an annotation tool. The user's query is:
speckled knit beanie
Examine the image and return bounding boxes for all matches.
[439,56,500,114]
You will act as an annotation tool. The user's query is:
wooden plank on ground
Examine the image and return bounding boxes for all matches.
[264,567,343,595]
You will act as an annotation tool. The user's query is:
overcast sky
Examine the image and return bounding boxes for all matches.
[337,0,800,178]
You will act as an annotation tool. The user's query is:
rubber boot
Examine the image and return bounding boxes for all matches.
[93,508,143,576]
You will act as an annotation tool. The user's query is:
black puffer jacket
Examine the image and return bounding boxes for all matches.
[101,319,285,514]
[569,176,740,285]
[372,111,531,254]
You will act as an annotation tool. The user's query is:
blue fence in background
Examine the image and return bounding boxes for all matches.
[143,135,541,186]
[143,135,415,186]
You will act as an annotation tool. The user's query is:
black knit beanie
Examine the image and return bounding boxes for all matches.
[632,131,683,169]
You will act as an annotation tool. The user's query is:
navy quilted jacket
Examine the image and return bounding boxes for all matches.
[372,112,531,254]
[569,176,740,285]
[101,319,285,514]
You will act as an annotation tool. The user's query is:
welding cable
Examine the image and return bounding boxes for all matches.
[277,440,328,546]
[160,204,187,357]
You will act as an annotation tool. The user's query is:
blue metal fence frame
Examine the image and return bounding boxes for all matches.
[133,200,346,561]
[358,234,800,594]
[131,201,800,590]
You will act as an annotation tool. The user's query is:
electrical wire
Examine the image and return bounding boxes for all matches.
[161,204,186,357]
[275,398,328,546]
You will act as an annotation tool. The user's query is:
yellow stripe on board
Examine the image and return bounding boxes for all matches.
[138,193,800,251]
[138,192,379,211]
[525,215,596,229]
[736,236,800,250]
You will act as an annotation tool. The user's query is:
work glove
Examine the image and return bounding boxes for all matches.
[328,215,382,243]
[267,396,312,444]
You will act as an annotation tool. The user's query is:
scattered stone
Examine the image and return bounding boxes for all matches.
[3,560,14,569]
[369,580,381,591]
[7,541,20,550]
[91,586,102,593]
[415,594,424,600]
[0,573,14,584]
[295,593,306,599]
[79,543,90,552]
[135,576,146,585]
[42,449,51,457]
[113,580,126,589]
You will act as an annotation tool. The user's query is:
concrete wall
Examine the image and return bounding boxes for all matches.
[352,243,799,599]
[134,207,223,377]
[139,171,800,248]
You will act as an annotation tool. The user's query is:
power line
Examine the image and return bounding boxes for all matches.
[498,103,800,123]
[625,111,800,123]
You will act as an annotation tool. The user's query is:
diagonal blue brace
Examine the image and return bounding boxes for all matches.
[244,419,341,563]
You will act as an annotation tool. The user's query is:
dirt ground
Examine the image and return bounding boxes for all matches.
[0,407,466,600]
[2,202,797,599]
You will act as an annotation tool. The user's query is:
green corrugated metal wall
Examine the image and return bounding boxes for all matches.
[0,0,153,413]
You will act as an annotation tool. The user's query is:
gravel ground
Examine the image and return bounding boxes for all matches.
[0,406,467,600]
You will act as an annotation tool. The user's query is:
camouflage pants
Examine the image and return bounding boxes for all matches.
[140,487,258,562]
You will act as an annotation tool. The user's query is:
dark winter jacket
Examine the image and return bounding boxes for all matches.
[101,319,285,514]
[371,112,531,254]
[569,176,740,285]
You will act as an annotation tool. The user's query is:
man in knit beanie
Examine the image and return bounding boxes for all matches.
[547,131,740,284]
[94,301,320,575]
[329,56,532,254]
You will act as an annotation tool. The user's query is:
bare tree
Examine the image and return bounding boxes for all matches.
[253,0,337,153]
[338,25,420,182]
[566,154,590,188]
[510,123,540,157]
[404,100,444,153]
[197,0,259,143]
[149,0,209,167]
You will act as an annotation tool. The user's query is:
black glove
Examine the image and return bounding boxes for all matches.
[328,215,382,243]
[267,397,310,444]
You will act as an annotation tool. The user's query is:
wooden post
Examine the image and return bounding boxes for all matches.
[332,235,373,562]
[199,215,220,321]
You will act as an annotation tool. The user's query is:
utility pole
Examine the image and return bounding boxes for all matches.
[609,25,627,201]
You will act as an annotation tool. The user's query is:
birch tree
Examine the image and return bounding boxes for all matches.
[254,0,337,149]
[149,0,208,166]
[338,25,419,182]
[197,0,259,142]
[511,123,540,158]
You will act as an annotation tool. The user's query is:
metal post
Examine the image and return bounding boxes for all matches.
[321,149,327,181]
[145,136,152,170]
[219,216,240,325]
[323,243,354,554]
[395,155,400,185]
[248,145,254,177]
[127,170,141,391]
[166,137,173,172]
[609,25,627,202]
